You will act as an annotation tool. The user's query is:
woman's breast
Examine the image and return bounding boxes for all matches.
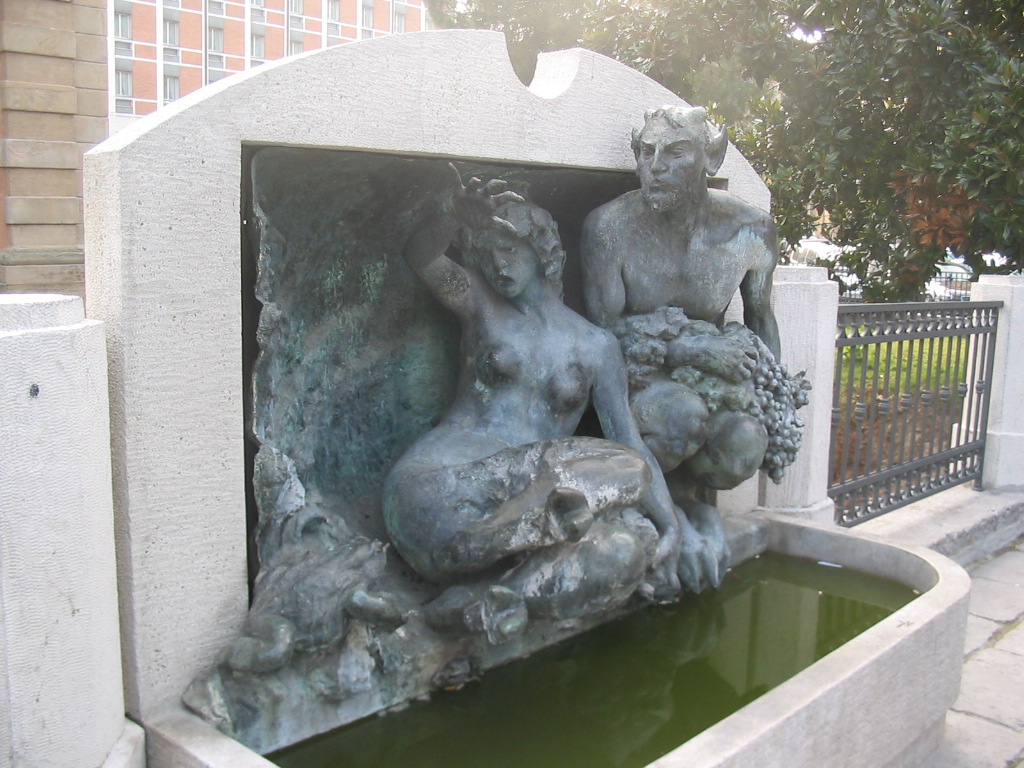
[476,343,524,386]
[545,362,589,416]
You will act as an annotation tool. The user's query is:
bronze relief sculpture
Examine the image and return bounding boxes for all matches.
[186,109,807,753]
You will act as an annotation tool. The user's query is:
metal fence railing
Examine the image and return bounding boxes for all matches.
[830,301,1002,526]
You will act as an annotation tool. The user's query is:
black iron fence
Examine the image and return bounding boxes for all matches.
[830,301,1002,526]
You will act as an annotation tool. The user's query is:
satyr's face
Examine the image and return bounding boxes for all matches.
[480,233,539,299]
[636,117,706,213]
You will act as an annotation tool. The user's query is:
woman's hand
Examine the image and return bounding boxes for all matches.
[403,166,523,299]
[445,163,523,229]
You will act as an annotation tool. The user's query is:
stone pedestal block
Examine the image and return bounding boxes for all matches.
[0,294,129,767]
[972,275,1024,491]
[1,138,79,169]
[758,266,838,523]
[0,24,76,59]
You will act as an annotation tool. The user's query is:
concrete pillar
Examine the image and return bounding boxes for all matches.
[757,266,838,523]
[0,294,142,768]
[971,275,1024,491]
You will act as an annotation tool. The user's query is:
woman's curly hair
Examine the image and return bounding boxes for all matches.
[460,200,566,293]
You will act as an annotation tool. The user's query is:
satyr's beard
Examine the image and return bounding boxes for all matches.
[641,175,703,214]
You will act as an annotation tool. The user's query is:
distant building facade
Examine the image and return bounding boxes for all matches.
[0,0,430,296]
[108,0,432,132]
[0,0,107,296]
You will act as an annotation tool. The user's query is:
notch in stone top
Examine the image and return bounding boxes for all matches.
[530,48,583,100]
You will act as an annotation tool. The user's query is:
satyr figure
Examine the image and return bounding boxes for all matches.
[383,167,724,644]
[582,106,807,587]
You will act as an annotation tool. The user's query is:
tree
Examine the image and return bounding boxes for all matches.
[426,0,1024,300]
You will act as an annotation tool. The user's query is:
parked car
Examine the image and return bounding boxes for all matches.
[925,262,972,301]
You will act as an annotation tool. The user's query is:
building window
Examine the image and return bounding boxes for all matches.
[289,39,303,55]
[290,0,302,13]
[208,26,224,52]
[164,19,179,45]
[394,7,406,32]
[362,0,374,30]
[114,11,132,39]
[115,69,133,97]
[251,0,264,6]
[164,75,180,101]
[326,0,340,21]
[251,33,265,58]
[207,0,225,14]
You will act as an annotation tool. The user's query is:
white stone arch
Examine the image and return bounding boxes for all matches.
[84,29,769,730]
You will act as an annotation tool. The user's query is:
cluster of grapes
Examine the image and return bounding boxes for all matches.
[613,307,811,484]
[749,336,811,483]
[613,307,688,389]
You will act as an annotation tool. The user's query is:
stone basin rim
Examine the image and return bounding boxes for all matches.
[651,514,969,768]
[143,515,969,768]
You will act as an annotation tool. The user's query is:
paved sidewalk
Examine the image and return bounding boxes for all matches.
[933,536,1024,768]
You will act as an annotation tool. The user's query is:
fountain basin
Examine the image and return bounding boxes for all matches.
[143,515,969,768]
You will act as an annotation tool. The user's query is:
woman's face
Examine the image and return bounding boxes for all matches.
[481,233,539,299]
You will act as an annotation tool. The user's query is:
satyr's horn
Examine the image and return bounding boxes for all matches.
[706,122,728,177]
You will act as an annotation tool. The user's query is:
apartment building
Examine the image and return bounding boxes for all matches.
[109,0,432,131]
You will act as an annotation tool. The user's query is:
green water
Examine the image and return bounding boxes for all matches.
[271,553,917,768]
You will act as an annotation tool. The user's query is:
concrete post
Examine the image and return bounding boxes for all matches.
[757,266,838,523]
[0,294,143,768]
[971,275,1024,491]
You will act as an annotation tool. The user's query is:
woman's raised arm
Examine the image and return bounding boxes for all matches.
[403,166,522,318]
